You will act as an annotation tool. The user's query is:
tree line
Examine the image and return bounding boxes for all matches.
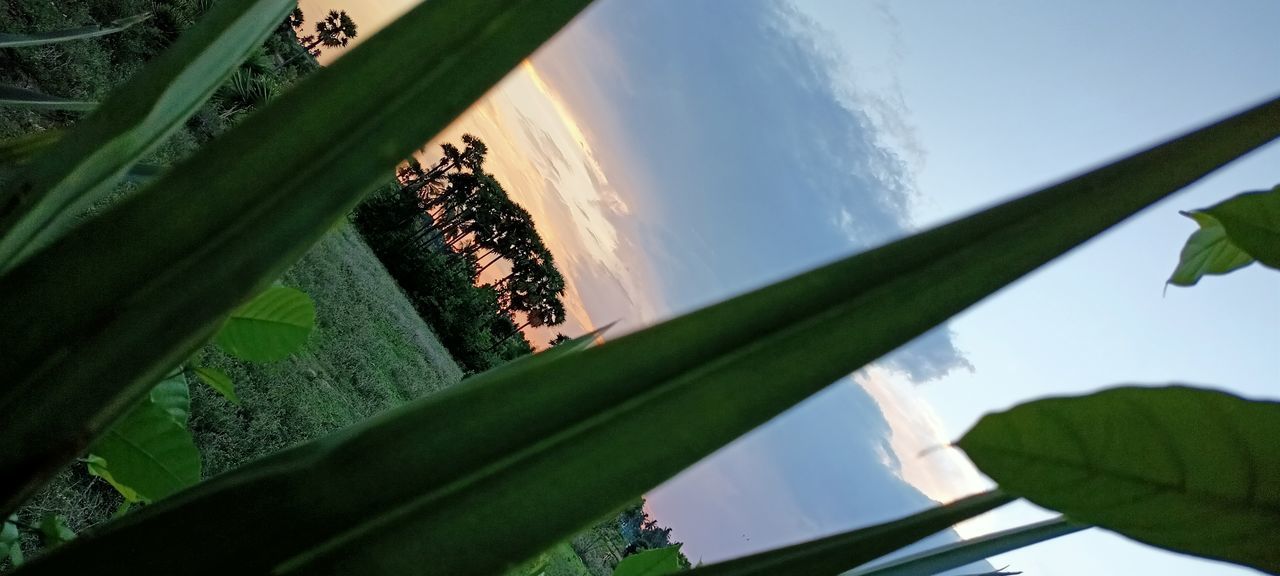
[354,135,570,371]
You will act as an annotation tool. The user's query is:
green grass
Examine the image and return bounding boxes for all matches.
[18,225,463,534]
[511,543,596,576]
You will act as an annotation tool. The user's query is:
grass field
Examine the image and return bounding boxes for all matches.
[19,225,464,533]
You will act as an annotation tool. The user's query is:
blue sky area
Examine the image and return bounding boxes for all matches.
[301,0,1280,573]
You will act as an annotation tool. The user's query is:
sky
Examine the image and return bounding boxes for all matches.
[299,1,1280,573]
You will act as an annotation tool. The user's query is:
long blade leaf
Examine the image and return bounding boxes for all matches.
[0,0,593,517]
[0,14,151,48]
[0,0,294,271]
[683,491,1013,576]
[15,97,1280,575]
[845,517,1085,576]
[0,85,95,112]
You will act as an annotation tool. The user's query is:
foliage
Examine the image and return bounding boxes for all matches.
[1167,211,1253,286]
[0,13,150,48]
[1202,184,1280,268]
[354,137,572,372]
[959,386,1280,573]
[0,0,1276,575]
[214,285,316,362]
[0,516,20,566]
[613,546,684,576]
[1168,184,1279,286]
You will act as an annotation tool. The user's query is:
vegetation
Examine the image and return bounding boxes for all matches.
[0,1,1277,576]
[354,136,570,371]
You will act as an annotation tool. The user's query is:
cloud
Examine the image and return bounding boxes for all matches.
[537,0,970,381]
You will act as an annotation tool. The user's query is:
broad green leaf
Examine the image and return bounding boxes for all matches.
[0,0,295,271]
[215,286,316,361]
[1205,185,1280,268]
[0,14,151,48]
[958,386,1280,574]
[686,492,1013,576]
[88,400,201,504]
[0,515,21,566]
[194,365,238,404]
[614,546,682,576]
[149,370,191,425]
[37,515,75,548]
[0,85,95,112]
[845,517,1084,576]
[85,455,141,503]
[0,0,594,518]
[1167,211,1253,286]
[9,96,1280,574]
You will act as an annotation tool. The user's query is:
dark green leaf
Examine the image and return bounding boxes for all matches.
[1167,211,1253,286]
[88,400,201,503]
[0,131,63,166]
[686,492,1012,576]
[215,286,315,362]
[0,515,21,566]
[613,546,681,576]
[0,0,295,271]
[0,14,151,48]
[846,517,1085,576]
[149,370,191,425]
[10,97,1280,574]
[0,0,593,517]
[959,386,1280,574]
[0,85,95,112]
[37,515,75,548]
[194,365,238,404]
[1205,185,1280,268]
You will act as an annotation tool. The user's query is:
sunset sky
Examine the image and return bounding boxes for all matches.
[301,1,1279,573]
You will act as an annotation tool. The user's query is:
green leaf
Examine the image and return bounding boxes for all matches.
[194,365,238,404]
[149,370,191,425]
[958,386,1280,574]
[846,517,1085,576]
[85,455,141,504]
[0,0,295,271]
[8,95,1280,573]
[0,85,96,112]
[88,399,201,504]
[37,515,75,548]
[1167,211,1253,286]
[1205,185,1280,269]
[0,515,21,566]
[613,546,682,576]
[0,14,151,48]
[0,0,594,517]
[215,286,316,361]
[686,492,1013,576]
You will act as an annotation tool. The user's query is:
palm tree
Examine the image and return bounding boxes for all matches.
[302,10,358,54]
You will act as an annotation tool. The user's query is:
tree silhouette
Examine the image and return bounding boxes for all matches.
[548,333,572,347]
[302,10,358,55]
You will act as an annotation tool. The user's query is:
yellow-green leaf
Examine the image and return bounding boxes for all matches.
[88,400,201,503]
[1167,211,1253,286]
[1205,185,1280,269]
[194,365,238,404]
[614,546,681,576]
[958,386,1280,574]
[215,286,316,362]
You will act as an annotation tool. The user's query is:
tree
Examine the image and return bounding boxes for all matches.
[548,333,572,347]
[302,10,358,54]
